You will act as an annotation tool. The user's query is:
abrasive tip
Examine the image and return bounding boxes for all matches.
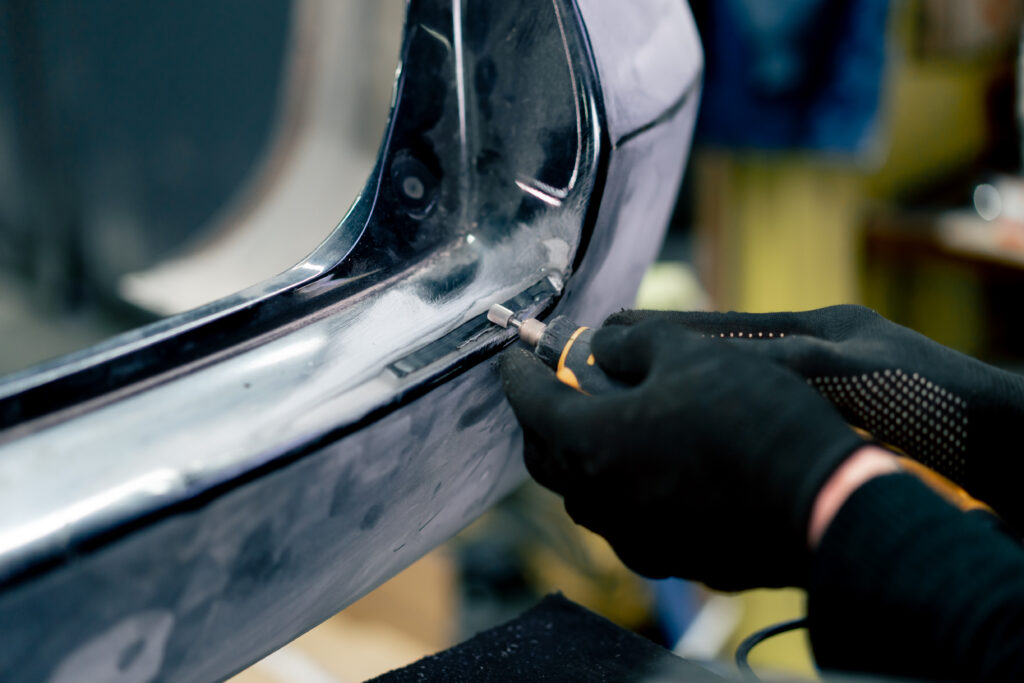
[487,304,515,328]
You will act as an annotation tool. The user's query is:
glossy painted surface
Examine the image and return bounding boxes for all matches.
[0,0,702,680]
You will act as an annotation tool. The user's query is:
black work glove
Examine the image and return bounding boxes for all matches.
[605,305,1024,530]
[498,320,868,591]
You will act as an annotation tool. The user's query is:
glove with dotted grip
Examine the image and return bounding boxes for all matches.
[605,305,1024,531]
[498,319,868,591]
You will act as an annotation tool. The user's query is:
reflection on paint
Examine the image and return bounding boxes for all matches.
[48,610,175,683]
[243,335,326,372]
[515,180,564,207]
[0,469,181,560]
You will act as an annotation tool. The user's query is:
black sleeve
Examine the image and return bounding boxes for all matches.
[807,473,1024,681]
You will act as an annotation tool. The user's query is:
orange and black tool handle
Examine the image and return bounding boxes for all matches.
[531,316,623,396]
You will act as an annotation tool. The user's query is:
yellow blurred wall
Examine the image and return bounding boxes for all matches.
[697,2,1004,321]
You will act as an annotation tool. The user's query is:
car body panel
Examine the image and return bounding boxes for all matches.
[0,0,701,680]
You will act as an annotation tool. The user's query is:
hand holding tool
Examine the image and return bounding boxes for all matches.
[498,319,869,590]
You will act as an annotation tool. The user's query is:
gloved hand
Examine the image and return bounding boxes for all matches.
[605,306,1024,529]
[498,319,869,591]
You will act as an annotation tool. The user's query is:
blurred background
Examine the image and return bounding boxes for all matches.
[3,0,1024,680]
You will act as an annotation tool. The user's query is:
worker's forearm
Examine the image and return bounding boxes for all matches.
[808,445,899,548]
[807,473,1024,680]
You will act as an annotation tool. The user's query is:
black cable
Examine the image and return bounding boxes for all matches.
[734,617,809,680]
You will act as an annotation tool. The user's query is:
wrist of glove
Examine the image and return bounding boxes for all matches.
[606,305,1024,529]
[499,319,868,591]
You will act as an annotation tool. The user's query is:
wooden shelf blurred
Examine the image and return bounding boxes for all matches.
[866,208,1024,274]
[863,205,1024,363]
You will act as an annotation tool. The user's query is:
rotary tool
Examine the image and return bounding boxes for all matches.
[488,304,621,395]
